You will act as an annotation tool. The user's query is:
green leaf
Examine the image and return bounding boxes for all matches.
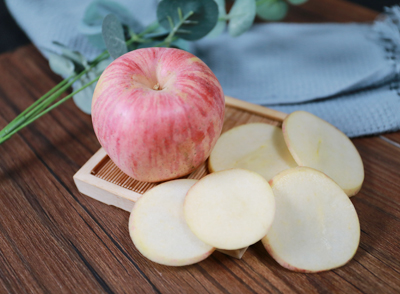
[157,0,219,41]
[52,41,88,71]
[102,14,128,60]
[79,0,143,49]
[214,0,226,16]
[228,0,256,37]
[72,59,111,114]
[85,35,106,49]
[256,0,288,21]
[287,0,308,5]
[48,54,75,77]
[72,76,96,115]
[207,0,226,38]
[171,39,191,51]
[143,31,170,40]
[93,58,112,73]
[82,0,143,32]
[207,20,226,38]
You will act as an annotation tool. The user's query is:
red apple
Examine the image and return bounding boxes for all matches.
[91,48,225,182]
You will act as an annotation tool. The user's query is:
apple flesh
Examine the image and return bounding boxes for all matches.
[129,179,215,266]
[282,111,364,196]
[262,167,360,273]
[92,48,225,182]
[208,123,297,181]
[184,168,275,250]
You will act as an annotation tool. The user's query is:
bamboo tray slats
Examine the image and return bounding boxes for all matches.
[84,96,286,197]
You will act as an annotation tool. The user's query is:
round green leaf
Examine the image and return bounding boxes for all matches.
[72,78,96,115]
[214,0,226,15]
[48,54,75,77]
[157,0,219,41]
[256,0,288,21]
[94,58,112,74]
[207,0,226,38]
[81,0,142,33]
[73,59,111,114]
[287,0,308,5]
[102,14,128,60]
[228,0,256,37]
[52,41,88,69]
[171,39,192,51]
[85,35,106,49]
[207,20,226,38]
[79,0,142,49]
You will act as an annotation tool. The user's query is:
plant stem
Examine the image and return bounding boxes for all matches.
[143,31,169,40]
[0,50,108,143]
[140,21,160,36]
[164,11,194,46]
[0,75,74,138]
[0,75,101,144]
[0,21,159,144]
[30,50,108,114]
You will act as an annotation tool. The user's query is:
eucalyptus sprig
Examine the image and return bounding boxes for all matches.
[0,0,308,145]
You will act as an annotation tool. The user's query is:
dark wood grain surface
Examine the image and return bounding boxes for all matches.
[1,0,399,293]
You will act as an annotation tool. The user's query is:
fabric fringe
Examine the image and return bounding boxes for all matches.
[373,6,400,94]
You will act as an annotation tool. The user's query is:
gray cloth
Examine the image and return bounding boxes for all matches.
[5,0,400,137]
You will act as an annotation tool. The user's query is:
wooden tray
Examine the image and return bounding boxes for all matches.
[73,96,287,259]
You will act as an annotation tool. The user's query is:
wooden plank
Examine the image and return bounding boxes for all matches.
[284,0,378,23]
[0,1,399,293]
[2,45,400,292]
[0,49,161,294]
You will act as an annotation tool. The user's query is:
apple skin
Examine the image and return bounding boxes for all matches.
[92,48,225,182]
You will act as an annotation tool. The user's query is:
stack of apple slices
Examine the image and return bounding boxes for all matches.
[209,111,364,195]
[130,169,275,266]
[129,111,363,272]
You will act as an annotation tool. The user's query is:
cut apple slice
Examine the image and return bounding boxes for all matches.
[209,123,297,181]
[129,179,214,266]
[263,167,360,273]
[282,111,364,196]
[184,168,275,250]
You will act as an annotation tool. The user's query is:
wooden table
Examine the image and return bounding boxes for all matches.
[0,0,399,293]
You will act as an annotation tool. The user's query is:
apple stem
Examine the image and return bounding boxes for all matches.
[153,83,161,90]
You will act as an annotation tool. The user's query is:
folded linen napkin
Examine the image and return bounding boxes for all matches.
[5,0,400,137]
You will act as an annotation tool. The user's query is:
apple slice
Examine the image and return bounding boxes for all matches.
[263,167,360,273]
[209,123,297,181]
[184,168,275,250]
[129,179,214,266]
[282,111,364,196]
